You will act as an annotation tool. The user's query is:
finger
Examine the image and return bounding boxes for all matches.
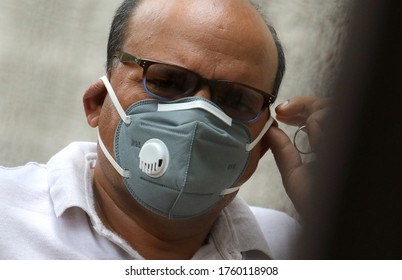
[265,126,302,186]
[275,96,317,124]
[275,96,330,126]
[306,108,329,149]
[265,126,310,214]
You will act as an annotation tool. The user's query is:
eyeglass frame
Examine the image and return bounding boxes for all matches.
[113,50,276,122]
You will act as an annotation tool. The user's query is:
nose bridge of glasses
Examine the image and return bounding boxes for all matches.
[193,78,213,100]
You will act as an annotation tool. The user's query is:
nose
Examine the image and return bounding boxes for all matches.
[194,84,212,100]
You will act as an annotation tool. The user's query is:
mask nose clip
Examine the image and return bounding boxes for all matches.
[139,139,170,178]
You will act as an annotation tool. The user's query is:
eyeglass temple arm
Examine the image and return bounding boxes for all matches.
[114,51,142,66]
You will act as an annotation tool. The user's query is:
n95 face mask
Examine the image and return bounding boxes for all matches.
[98,76,273,219]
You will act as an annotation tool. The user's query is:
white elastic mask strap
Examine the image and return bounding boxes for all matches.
[100,76,132,125]
[97,128,130,178]
[220,186,241,196]
[245,116,274,151]
[158,100,232,126]
[220,117,274,196]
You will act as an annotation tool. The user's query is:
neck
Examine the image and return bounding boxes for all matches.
[92,165,223,259]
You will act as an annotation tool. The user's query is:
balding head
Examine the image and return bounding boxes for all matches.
[106,0,285,96]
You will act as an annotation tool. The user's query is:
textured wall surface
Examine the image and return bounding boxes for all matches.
[0,0,352,218]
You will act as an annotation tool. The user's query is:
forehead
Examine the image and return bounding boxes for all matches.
[122,0,277,91]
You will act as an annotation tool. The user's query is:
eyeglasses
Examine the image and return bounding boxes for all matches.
[114,51,276,122]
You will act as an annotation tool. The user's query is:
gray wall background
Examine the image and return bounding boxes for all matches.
[0,0,352,218]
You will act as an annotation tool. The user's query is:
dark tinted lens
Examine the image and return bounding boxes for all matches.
[145,64,198,99]
[212,82,264,121]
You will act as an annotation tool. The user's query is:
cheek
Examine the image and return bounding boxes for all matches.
[236,145,261,186]
[235,109,270,186]
[97,82,152,157]
[98,97,122,152]
[99,77,150,148]
[115,84,148,109]
[250,109,270,138]
[101,97,121,124]
[109,63,150,109]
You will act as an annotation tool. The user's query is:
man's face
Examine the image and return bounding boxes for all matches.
[98,0,278,193]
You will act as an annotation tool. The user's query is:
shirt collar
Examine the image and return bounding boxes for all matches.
[204,197,273,259]
[47,142,97,217]
[47,142,143,259]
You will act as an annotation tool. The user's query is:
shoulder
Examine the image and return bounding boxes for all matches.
[0,162,48,194]
[0,163,53,257]
[251,206,300,230]
[250,206,301,259]
[0,162,50,216]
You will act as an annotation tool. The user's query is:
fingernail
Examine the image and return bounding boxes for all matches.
[278,100,289,108]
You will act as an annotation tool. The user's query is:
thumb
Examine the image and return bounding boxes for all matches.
[265,126,302,184]
[265,126,310,215]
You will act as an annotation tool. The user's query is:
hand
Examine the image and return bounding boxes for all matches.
[275,96,329,150]
[265,96,330,216]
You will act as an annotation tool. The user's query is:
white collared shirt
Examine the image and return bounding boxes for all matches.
[0,142,299,259]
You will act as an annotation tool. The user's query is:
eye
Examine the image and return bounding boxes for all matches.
[213,82,263,121]
[224,90,252,111]
[148,77,176,90]
[147,71,183,96]
[144,64,198,99]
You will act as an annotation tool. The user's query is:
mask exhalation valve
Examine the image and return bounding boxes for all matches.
[139,139,169,178]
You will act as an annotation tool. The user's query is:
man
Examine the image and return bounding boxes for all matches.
[0,0,323,259]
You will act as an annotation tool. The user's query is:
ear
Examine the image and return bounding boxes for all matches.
[83,79,107,128]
